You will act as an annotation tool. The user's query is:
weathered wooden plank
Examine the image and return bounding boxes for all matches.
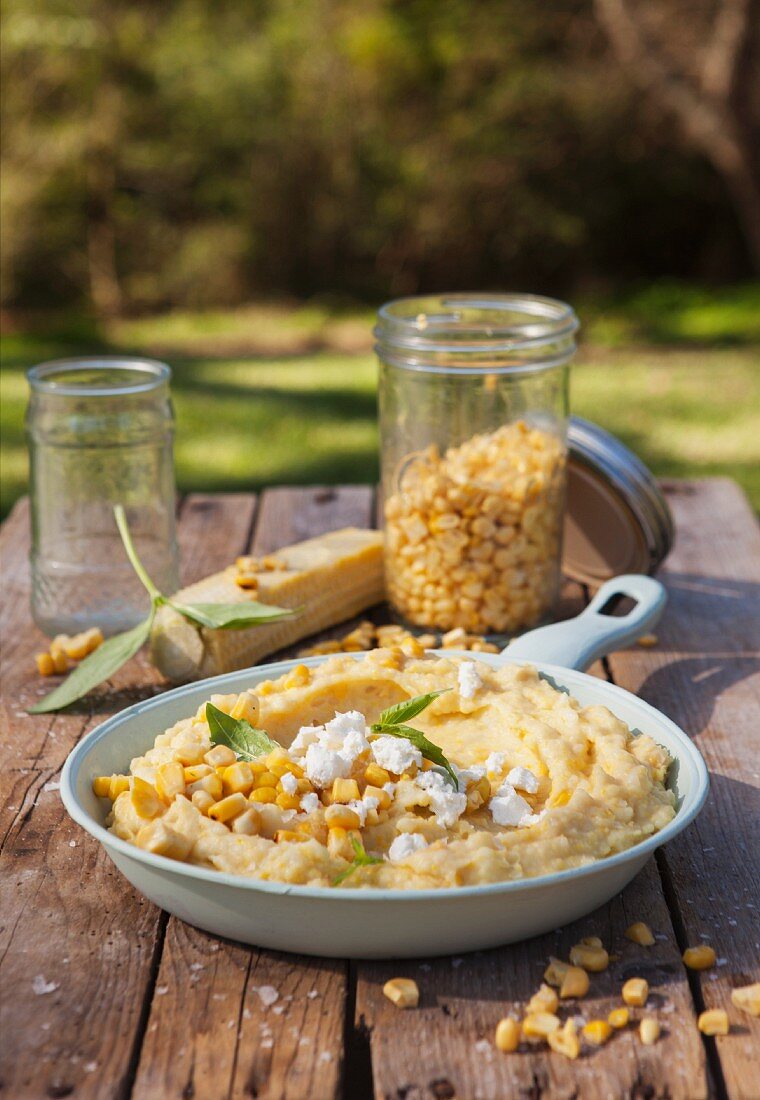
[606,479,760,1099]
[134,487,375,1100]
[0,493,257,1100]
[356,859,707,1100]
[354,564,708,1100]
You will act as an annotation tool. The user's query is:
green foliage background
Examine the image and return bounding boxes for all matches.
[1,0,750,312]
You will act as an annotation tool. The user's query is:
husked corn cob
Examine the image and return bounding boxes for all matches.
[150,528,384,681]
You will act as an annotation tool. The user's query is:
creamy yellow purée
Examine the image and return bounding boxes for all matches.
[109,650,675,889]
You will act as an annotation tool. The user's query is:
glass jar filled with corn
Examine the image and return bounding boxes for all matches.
[376,294,578,638]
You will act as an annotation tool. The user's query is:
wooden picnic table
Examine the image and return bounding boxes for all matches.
[1,479,758,1100]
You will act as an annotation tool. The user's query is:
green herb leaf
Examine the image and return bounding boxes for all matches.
[370,723,458,787]
[376,688,450,728]
[29,613,154,714]
[114,505,164,602]
[332,836,384,886]
[206,702,279,760]
[171,600,296,630]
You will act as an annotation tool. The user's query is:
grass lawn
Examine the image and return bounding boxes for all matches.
[2,286,759,517]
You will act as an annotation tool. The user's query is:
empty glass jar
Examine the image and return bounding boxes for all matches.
[26,358,180,635]
[376,294,578,638]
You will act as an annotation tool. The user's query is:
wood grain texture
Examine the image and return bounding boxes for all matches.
[606,480,760,1100]
[132,487,375,1100]
[0,494,257,1099]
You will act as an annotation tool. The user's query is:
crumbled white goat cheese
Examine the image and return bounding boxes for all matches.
[388,833,429,862]
[254,985,279,1007]
[415,771,468,828]
[304,744,351,787]
[489,785,532,826]
[371,735,423,774]
[299,792,320,814]
[457,660,482,699]
[280,772,299,795]
[324,710,367,744]
[506,766,539,794]
[453,763,487,792]
[347,795,380,825]
[289,725,323,757]
[485,752,506,774]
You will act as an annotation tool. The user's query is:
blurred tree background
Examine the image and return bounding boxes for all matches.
[1,0,759,513]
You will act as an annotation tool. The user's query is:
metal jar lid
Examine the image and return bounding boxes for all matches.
[564,417,674,585]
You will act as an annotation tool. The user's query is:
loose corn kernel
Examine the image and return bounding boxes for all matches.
[731,982,760,1017]
[205,744,237,768]
[637,633,658,648]
[698,1009,729,1036]
[192,790,215,815]
[528,984,559,1015]
[250,787,277,805]
[92,776,111,798]
[683,945,716,971]
[625,921,655,946]
[235,572,259,590]
[266,747,291,769]
[249,760,269,776]
[297,777,314,794]
[608,1007,630,1029]
[187,774,223,801]
[184,764,214,782]
[639,1017,660,1045]
[108,775,130,801]
[365,763,391,787]
[559,966,589,999]
[36,652,56,676]
[222,762,254,797]
[581,935,603,948]
[283,761,305,778]
[544,957,570,987]
[548,1020,580,1059]
[136,820,192,860]
[523,1013,561,1039]
[494,1017,520,1052]
[331,778,361,804]
[569,944,609,972]
[230,690,260,726]
[155,762,185,802]
[131,777,163,820]
[269,763,292,778]
[231,807,261,835]
[256,680,275,696]
[327,825,348,858]
[254,771,279,789]
[174,742,207,766]
[325,804,362,830]
[383,978,419,1009]
[208,792,248,824]
[622,977,649,1007]
[283,664,311,689]
[276,791,302,811]
[215,765,228,778]
[274,829,309,843]
[364,784,392,810]
[62,630,95,661]
[583,1020,613,1046]
[51,648,69,674]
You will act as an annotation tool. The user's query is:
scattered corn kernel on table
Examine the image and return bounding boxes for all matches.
[2,481,758,1100]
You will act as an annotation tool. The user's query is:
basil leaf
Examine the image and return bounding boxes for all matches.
[171,600,296,630]
[376,688,450,728]
[29,614,154,714]
[370,723,458,787]
[333,836,383,886]
[206,702,279,760]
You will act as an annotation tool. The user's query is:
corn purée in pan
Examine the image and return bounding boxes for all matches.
[97,645,675,889]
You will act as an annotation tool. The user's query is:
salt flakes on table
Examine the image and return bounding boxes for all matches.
[254,985,279,1007]
[32,975,59,996]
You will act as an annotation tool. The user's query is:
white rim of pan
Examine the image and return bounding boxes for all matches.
[61,656,709,903]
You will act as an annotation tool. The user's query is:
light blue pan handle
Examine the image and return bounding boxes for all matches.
[502,574,667,672]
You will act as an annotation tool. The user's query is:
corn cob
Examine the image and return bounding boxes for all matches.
[150,527,384,681]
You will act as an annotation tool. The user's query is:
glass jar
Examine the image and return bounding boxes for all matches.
[26,358,180,636]
[376,294,578,639]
